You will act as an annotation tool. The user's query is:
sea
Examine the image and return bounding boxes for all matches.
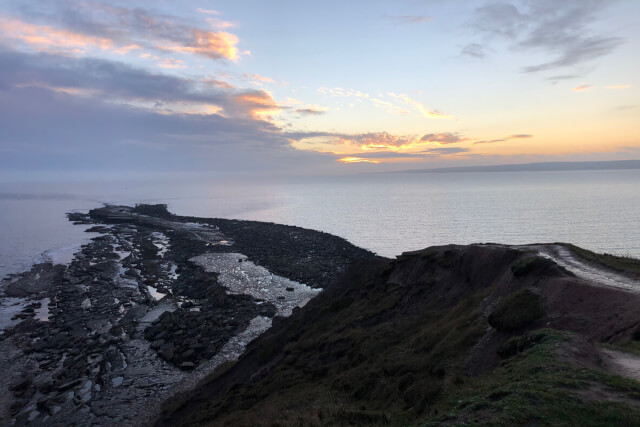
[1,169,640,280]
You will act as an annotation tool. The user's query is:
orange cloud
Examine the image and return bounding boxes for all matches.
[158,58,187,69]
[337,157,380,164]
[160,29,241,61]
[13,82,99,97]
[243,73,275,84]
[231,90,284,119]
[201,78,235,90]
[114,44,141,55]
[205,17,235,30]
[572,83,591,92]
[0,18,113,52]
[387,92,452,119]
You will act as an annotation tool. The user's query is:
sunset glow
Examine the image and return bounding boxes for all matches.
[0,0,638,175]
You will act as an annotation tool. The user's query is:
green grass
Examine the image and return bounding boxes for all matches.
[423,329,640,426]
[565,244,640,275]
[488,289,544,332]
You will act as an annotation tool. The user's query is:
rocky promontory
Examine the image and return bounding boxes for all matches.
[0,204,376,426]
[3,204,640,426]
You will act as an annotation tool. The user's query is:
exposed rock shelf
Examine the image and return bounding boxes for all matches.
[0,204,377,426]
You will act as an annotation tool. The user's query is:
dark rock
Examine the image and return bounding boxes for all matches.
[56,379,81,392]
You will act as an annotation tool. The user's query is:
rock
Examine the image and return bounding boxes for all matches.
[87,354,103,364]
[151,339,165,349]
[56,378,81,392]
[180,362,195,369]
[286,287,294,292]
[158,344,175,361]
[11,375,33,392]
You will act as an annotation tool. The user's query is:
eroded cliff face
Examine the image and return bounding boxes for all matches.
[162,243,640,426]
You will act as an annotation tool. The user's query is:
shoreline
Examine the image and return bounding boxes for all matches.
[0,204,377,425]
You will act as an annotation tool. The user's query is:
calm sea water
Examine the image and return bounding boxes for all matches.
[1,170,639,280]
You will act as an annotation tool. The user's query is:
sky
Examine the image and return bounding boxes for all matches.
[0,0,639,177]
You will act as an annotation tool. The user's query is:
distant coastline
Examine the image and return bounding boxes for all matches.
[385,159,640,174]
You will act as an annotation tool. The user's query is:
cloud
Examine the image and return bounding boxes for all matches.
[546,74,579,83]
[289,130,478,162]
[0,48,290,125]
[0,17,114,53]
[159,29,241,61]
[243,73,276,85]
[421,147,471,155]
[337,157,380,164]
[201,78,235,90]
[317,87,450,118]
[295,106,328,115]
[196,9,221,15]
[420,133,467,144]
[461,43,486,58]
[386,15,431,25]
[229,90,285,119]
[0,49,338,174]
[317,87,370,98]
[387,92,453,119]
[466,1,623,74]
[572,83,592,92]
[473,134,532,144]
[7,4,245,61]
[158,58,186,69]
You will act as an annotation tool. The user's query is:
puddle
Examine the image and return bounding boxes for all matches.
[150,232,170,258]
[34,297,50,321]
[0,297,28,332]
[137,301,175,331]
[147,285,166,301]
[190,253,321,316]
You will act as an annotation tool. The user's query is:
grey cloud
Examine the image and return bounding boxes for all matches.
[522,36,621,73]
[421,147,470,155]
[471,3,528,38]
[295,108,326,116]
[386,15,431,25]
[461,43,486,59]
[420,133,466,144]
[546,74,579,83]
[466,0,623,74]
[0,49,272,118]
[0,48,335,173]
[473,134,532,144]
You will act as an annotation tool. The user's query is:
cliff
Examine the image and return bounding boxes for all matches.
[160,243,640,426]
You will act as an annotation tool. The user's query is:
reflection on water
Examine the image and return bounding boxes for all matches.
[1,169,640,279]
